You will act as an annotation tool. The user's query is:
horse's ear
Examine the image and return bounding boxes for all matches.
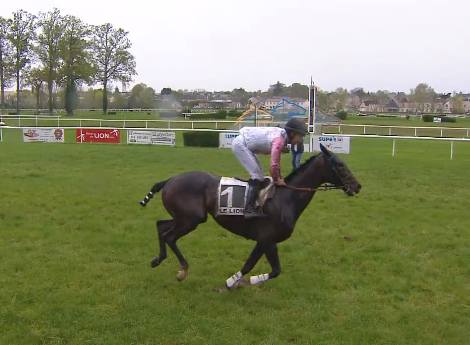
[320,143,331,156]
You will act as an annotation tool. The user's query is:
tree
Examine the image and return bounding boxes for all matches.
[24,66,47,113]
[451,92,464,114]
[91,23,136,114]
[288,83,309,99]
[140,86,156,108]
[161,87,172,95]
[58,15,94,115]
[409,83,435,112]
[350,87,366,110]
[0,16,14,115]
[316,90,333,111]
[8,9,36,114]
[269,81,286,97]
[129,83,145,108]
[36,8,67,114]
[331,87,349,111]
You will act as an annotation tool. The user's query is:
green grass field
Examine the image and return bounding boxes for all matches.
[1,137,470,345]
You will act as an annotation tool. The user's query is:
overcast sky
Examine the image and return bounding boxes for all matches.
[1,0,469,93]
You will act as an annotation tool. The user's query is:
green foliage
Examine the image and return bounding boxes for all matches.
[422,115,434,122]
[8,9,36,113]
[183,131,219,147]
[440,116,456,123]
[161,87,172,95]
[228,109,243,118]
[91,23,137,114]
[336,110,348,120]
[422,115,457,123]
[58,15,95,115]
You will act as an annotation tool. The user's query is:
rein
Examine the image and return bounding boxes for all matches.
[283,184,341,193]
[280,153,349,194]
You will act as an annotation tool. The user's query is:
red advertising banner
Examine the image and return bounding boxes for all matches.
[76,129,120,144]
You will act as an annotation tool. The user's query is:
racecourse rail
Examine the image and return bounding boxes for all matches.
[1,114,470,139]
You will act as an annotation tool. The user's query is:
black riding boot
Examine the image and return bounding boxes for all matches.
[245,179,264,219]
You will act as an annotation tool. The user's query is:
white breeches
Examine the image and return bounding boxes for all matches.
[231,135,265,180]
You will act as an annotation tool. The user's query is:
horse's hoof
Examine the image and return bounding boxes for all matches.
[213,286,229,293]
[237,279,250,289]
[150,258,160,268]
[176,269,187,282]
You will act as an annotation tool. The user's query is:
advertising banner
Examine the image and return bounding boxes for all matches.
[76,129,120,143]
[23,128,64,143]
[311,135,351,154]
[127,130,175,146]
[219,132,239,148]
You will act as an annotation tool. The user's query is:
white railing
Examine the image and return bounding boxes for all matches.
[1,114,470,138]
[1,126,469,159]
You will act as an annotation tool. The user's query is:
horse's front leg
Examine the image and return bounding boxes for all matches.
[248,242,281,286]
[225,242,264,289]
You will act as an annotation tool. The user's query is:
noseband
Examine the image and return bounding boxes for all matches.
[326,154,352,194]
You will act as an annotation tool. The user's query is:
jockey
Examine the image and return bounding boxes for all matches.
[231,118,308,219]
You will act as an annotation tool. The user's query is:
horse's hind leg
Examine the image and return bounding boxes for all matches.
[151,219,174,268]
[165,217,204,282]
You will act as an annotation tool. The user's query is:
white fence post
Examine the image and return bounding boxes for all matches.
[414,128,417,136]
[57,116,60,127]
[450,141,454,159]
[440,129,443,137]
[389,127,392,136]
[79,119,82,128]
[35,115,38,126]
[392,139,396,156]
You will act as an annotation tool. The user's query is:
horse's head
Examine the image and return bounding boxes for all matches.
[319,143,362,196]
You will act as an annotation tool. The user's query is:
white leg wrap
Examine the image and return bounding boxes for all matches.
[250,273,269,285]
[226,271,242,289]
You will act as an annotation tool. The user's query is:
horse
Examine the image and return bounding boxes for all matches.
[139,143,362,289]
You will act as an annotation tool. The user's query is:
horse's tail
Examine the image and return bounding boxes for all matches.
[139,179,171,207]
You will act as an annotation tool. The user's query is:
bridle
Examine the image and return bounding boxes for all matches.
[284,153,351,194]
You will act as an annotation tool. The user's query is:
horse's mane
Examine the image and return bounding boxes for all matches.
[284,153,321,183]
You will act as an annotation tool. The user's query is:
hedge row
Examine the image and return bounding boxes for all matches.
[183,132,220,147]
[422,115,457,123]
[335,111,347,120]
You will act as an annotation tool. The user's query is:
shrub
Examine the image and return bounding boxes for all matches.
[422,115,434,122]
[422,115,456,123]
[335,111,348,120]
[228,110,243,118]
[405,114,410,120]
[183,131,219,147]
[440,116,456,123]
[108,111,117,115]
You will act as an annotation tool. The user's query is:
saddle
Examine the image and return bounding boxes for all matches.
[234,177,272,190]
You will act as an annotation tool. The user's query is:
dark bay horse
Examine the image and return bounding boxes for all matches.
[139,144,362,289]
